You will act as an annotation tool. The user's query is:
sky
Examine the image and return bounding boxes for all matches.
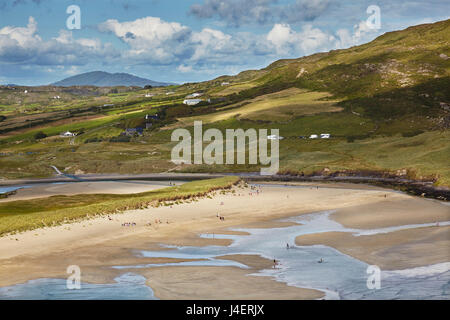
[0,0,449,86]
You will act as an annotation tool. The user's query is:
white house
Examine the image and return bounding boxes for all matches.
[60,131,76,137]
[221,82,230,86]
[309,134,319,139]
[145,94,154,98]
[320,134,331,139]
[183,99,203,106]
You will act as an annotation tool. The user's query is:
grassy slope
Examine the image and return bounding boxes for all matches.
[0,20,449,185]
[0,176,239,235]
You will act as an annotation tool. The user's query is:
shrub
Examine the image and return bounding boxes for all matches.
[84,137,103,144]
[402,130,424,138]
[109,135,131,143]
[34,131,47,140]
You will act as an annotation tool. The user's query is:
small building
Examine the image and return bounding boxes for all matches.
[145,94,154,98]
[145,114,160,121]
[60,131,76,137]
[221,82,230,86]
[320,134,331,139]
[309,134,318,139]
[183,99,203,106]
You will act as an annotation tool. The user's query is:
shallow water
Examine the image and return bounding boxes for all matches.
[0,273,155,300]
[0,211,449,300]
[0,186,29,194]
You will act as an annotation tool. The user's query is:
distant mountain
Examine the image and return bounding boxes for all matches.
[52,71,174,87]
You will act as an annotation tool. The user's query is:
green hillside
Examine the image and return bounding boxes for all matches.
[0,19,449,185]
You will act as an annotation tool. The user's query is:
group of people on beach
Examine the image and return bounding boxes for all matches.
[122,222,136,227]
[248,185,262,196]
[146,219,170,227]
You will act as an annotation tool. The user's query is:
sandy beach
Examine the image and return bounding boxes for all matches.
[0,181,449,299]
[0,180,184,202]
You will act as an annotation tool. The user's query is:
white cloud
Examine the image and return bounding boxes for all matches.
[0,16,40,46]
[336,21,381,48]
[98,16,269,66]
[177,64,193,73]
[267,23,336,56]
[0,17,117,66]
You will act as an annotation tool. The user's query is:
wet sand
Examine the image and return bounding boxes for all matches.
[140,264,323,300]
[0,180,183,202]
[0,182,448,299]
[331,197,450,229]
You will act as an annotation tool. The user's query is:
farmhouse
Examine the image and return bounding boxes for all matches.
[60,131,76,137]
[320,134,331,139]
[145,114,160,121]
[183,99,203,106]
[309,134,318,139]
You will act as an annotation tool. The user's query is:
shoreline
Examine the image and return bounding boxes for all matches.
[1,172,448,201]
[0,181,449,299]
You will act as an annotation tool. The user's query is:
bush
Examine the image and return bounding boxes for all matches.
[109,135,131,143]
[346,134,370,143]
[402,130,424,138]
[0,115,6,122]
[34,131,47,140]
[84,137,103,144]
